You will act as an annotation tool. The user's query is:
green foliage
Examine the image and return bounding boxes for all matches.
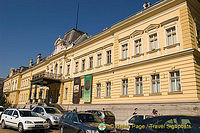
[0,91,11,108]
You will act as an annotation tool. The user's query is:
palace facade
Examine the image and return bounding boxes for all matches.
[3,0,200,121]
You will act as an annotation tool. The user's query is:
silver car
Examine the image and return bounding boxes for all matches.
[32,106,62,126]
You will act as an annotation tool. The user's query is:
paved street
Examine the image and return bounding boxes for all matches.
[0,126,60,133]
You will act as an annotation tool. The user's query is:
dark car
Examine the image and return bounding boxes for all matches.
[129,115,200,133]
[86,110,115,125]
[59,112,115,133]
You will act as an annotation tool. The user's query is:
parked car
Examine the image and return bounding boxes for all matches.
[0,108,48,133]
[32,106,62,126]
[129,115,200,133]
[0,106,4,115]
[116,114,153,133]
[59,112,115,133]
[85,110,115,125]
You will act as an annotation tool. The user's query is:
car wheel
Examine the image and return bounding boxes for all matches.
[60,126,64,133]
[18,123,24,133]
[78,130,83,133]
[47,119,52,127]
[1,120,6,129]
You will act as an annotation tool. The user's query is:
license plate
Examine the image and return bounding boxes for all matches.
[35,125,43,128]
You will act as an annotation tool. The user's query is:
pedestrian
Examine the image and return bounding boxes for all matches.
[152,109,156,115]
[73,107,77,112]
[133,108,138,115]
[154,110,159,116]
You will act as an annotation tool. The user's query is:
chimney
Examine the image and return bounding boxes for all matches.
[29,59,33,67]
[37,54,41,64]
[143,2,151,9]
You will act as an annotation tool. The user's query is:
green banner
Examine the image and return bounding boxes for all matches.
[83,74,92,103]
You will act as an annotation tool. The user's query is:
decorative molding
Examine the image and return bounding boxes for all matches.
[144,24,160,33]
[160,16,179,27]
[118,35,130,42]
[130,30,144,37]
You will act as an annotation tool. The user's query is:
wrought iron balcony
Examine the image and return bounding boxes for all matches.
[32,71,63,81]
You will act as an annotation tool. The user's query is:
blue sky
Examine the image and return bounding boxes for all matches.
[0,0,157,78]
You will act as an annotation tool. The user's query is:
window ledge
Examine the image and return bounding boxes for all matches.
[104,63,112,66]
[132,53,144,58]
[80,70,85,72]
[147,48,161,54]
[168,91,183,95]
[119,57,130,61]
[104,96,111,99]
[94,97,101,99]
[163,43,180,49]
[95,65,102,68]
[133,94,144,97]
[149,92,162,96]
[73,72,78,74]
[120,95,129,98]
[87,68,93,70]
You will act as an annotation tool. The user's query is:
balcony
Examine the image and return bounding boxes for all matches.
[31,71,63,85]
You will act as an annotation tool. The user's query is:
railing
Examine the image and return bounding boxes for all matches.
[32,71,63,81]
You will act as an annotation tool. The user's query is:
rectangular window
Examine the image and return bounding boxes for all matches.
[97,54,102,67]
[135,39,142,55]
[67,64,70,75]
[96,83,101,98]
[122,44,128,59]
[151,74,160,94]
[106,50,112,64]
[82,59,85,71]
[136,77,143,95]
[59,66,62,74]
[75,62,78,73]
[122,79,128,96]
[166,26,177,46]
[106,82,111,97]
[170,71,181,92]
[64,88,68,99]
[80,86,84,98]
[89,57,93,69]
[149,33,158,51]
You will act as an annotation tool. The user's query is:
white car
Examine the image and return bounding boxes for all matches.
[116,114,153,133]
[0,108,48,133]
[0,106,4,115]
[32,106,62,126]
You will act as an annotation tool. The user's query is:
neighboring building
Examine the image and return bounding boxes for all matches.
[3,0,200,121]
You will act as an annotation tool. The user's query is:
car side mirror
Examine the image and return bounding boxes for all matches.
[41,112,44,115]
[14,115,18,118]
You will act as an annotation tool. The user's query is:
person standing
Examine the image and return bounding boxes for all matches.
[133,108,138,115]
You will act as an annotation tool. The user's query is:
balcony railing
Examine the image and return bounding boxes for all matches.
[32,71,63,81]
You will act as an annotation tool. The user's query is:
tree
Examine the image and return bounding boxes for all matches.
[0,91,11,108]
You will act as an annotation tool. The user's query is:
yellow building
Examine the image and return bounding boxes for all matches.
[3,0,200,120]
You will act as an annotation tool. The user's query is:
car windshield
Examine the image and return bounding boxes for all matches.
[103,111,114,116]
[19,111,38,117]
[44,107,61,114]
[78,114,102,123]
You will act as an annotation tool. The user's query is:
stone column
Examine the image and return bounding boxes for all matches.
[34,84,37,103]
[29,83,33,103]
[58,82,64,104]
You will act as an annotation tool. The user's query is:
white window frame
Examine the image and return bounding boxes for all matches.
[75,61,79,73]
[135,77,143,95]
[96,83,101,98]
[105,47,112,65]
[106,82,111,97]
[89,56,93,69]
[81,58,86,71]
[122,79,128,96]
[119,40,129,60]
[133,35,143,56]
[147,29,159,52]
[151,74,160,94]
[164,23,179,47]
[169,70,181,92]
[97,53,102,67]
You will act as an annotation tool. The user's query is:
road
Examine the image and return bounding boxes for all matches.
[0,126,60,133]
